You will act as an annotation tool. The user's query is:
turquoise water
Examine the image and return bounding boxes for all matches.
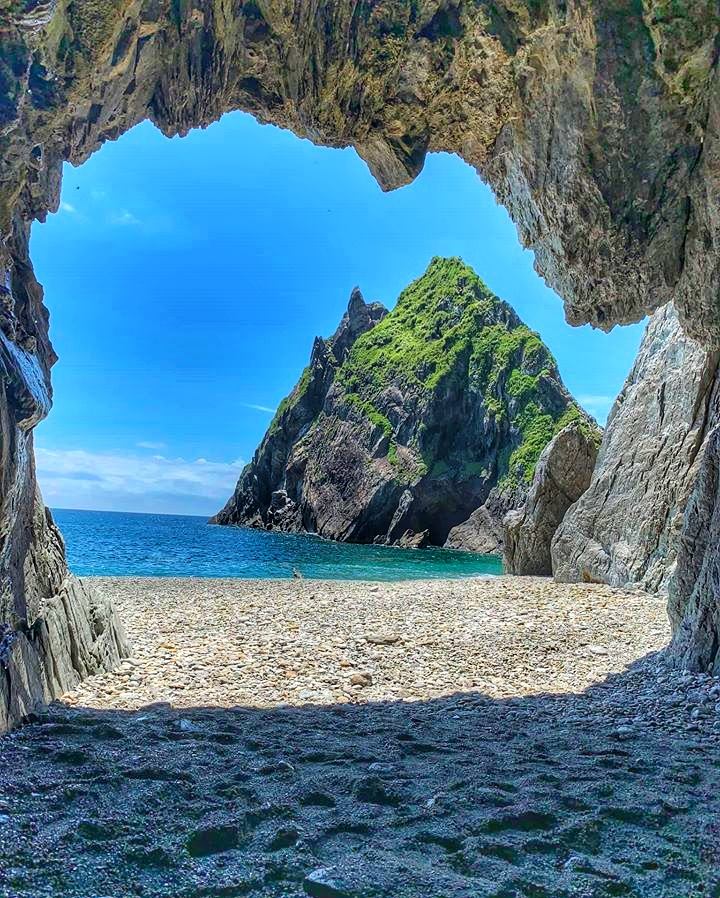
[52,509,503,580]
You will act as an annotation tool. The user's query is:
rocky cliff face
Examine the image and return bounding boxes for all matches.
[214,258,596,550]
[552,305,718,593]
[0,236,128,731]
[0,0,719,725]
[504,422,599,576]
[668,422,720,674]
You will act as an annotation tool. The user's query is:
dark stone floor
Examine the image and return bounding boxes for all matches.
[1,654,719,898]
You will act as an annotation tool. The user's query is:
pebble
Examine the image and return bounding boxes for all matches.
[350,672,373,686]
[61,576,672,714]
[304,868,347,898]
[2,574,720,898]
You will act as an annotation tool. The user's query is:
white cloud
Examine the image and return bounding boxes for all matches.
[59,201,76,214]
[35,447,245,516]
[240,402,276,414]
[136,440,166,450]
[578,394,615,424]
[110,210,141,227]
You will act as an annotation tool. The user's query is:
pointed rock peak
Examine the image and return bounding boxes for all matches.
[347,286,366,318]
[328,287,387,364]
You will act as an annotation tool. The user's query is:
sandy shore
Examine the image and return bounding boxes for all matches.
[63,575,671,709]
[2,575,720,898]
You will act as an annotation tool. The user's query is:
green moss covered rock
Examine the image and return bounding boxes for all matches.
[214,258,599,552]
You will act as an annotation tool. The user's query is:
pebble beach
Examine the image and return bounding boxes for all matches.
[2,575,720,898]
[64,576,670,709]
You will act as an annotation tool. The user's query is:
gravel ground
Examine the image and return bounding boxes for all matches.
[1,575,720,898]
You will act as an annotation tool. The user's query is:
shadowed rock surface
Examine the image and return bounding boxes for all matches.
[1,666,719,897]
[669,424,720,675]
[213,258,594,550]
[444,491,512,555]
[504,422,599,576]
[552,305,719,593]
[1,0,720,725]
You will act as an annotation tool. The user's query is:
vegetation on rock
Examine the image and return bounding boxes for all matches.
[215,257,597,549]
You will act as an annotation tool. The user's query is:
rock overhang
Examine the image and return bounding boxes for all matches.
[0,0,719,727]
[1,0,718,341]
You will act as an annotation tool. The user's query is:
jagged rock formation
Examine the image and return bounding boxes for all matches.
[214,258,595,550]
[504,422,599,576]
[444,489,518,555]
[552,305,718,593]
[0,0,719,721]
[0,254,128,731]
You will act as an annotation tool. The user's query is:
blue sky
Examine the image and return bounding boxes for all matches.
[32,111,644,515]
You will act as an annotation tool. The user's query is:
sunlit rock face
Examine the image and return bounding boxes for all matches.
[552,305,718,593]
[0,0,719,725]
[504,421,599,577]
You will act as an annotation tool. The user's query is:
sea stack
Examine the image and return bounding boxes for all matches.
[213,258,599,552]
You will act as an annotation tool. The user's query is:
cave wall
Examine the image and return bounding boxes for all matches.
[0,0,719,728]
[552,304,719,593]
[0,222,127,729]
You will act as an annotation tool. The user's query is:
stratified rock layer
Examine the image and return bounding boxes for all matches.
[214,258,595,550]
[552,305,718,592]
[0,222,128,733]
[504,422,599,576]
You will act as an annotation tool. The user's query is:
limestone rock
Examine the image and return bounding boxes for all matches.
[0,496,128,732]
[504,422,599,576]
[214,259,592,549]
[444,487,522,555]
[552,305,717,591]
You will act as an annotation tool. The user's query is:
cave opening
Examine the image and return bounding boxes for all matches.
[3,4,720,889]
[31,110,642,544]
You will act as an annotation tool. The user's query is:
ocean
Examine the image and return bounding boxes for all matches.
[52,508,503,581]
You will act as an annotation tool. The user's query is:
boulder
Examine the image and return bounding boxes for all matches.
[503,423,599,576]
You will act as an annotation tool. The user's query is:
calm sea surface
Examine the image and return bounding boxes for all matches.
[52,509,503,580]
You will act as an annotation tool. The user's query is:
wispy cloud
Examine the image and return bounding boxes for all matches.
[240,402,276,414]
[110,210,141,227]
[136,440,167,450]
[578,394,615,424]
[59,201,77,214]
[35,448,245,516]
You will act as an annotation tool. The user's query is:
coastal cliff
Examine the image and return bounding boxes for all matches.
[213,258,598,551]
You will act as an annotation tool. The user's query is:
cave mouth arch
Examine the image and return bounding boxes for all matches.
[1,0,719,730]
[31,109,642,524]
